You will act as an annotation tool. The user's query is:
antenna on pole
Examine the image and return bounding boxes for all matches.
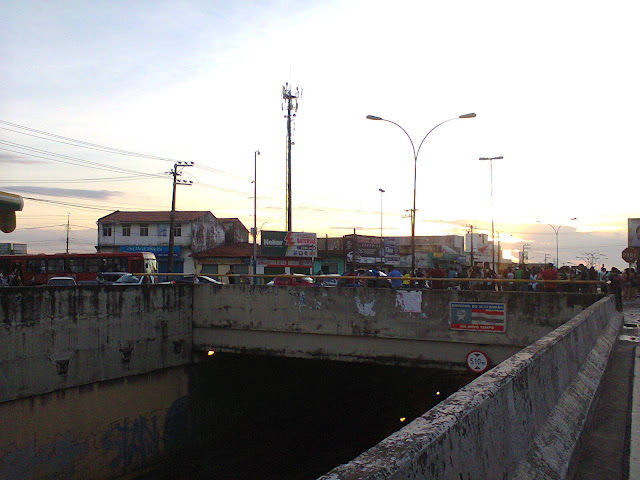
[282,82,301,232]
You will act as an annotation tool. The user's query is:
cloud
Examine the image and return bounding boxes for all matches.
[0,185,117,200]
[0,152,45,164]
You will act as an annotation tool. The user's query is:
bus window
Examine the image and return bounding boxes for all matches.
[27,259,46,274]
[47,258,65,273]
[86,257,102,272]
[130,260,143,273]
[69,258,87,273]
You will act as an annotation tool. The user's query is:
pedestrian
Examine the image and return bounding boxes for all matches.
[540,263,559,292]
[226,265,236,285]
[609,267,624,311]
[402,270,411,286]
[388,266,402,288]
[427,262,446,290]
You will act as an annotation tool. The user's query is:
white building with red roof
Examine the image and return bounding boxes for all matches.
[96,211,245,273]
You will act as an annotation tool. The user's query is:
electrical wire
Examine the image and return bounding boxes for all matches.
[0,141,166,178]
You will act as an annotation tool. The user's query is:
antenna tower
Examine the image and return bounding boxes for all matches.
[282,83,301,232]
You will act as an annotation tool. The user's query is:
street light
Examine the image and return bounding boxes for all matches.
[537,218,577,268]
[253,150,260,285]
[479,156,503,272]
[367,113,476,275]
[379,188,385,263]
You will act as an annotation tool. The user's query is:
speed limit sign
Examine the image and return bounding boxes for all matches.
[466,350,489,373]
[622,247,639,263]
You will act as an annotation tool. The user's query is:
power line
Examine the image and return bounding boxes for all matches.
[0,141,166,178]
[1,174,159,184]
[0,120,178,162]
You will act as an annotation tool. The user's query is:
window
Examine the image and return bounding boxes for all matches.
[140,224,149,237]
[69,258,87,273]
[158,224,168,237]
[102,224,112,237]
[174,223,182,237]
[27,259,46,274]
[47,258,65,273]
[122,224,131,237]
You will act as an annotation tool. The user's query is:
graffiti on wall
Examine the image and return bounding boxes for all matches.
[100,414,161,472]
[0,432,86,480]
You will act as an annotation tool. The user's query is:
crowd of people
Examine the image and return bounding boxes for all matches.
[338,262,637,311]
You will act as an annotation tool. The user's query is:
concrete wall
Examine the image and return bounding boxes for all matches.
[193,286,602,368]
[317,296,622,480]
[0,285,192,403]
[0,367,189,480]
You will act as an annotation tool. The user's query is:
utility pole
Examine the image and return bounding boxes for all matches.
[167,161,194,273]
[253,150,260,284]
[467,224,474,268]
[282,83,301,232]
[66,213,70,254]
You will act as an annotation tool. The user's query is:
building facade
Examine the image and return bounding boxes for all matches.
[96,211,227,273]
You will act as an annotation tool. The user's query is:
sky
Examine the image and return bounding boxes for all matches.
[1,0,638,269]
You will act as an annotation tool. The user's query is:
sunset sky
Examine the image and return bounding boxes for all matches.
[1,0,638,269]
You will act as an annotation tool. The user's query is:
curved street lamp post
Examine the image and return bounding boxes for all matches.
[479,156,504,272]
[537,218,577,268]
[367,113,476,276]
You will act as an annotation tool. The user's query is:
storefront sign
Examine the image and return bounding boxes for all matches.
[449,302,507,333]
[263,258,313,268]
[261,231,317,257]
[120,245,180,257]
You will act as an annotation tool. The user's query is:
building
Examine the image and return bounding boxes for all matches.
[96,211,231,273]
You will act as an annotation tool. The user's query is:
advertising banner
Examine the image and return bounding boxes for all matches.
[119,245,179,257]
[449,302,507,333]
[629,219,640,248]
[261,231,317,257]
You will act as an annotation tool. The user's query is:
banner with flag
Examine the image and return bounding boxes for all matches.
[449,302,507,332]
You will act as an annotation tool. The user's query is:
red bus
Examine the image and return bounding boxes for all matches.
[0,252,157,286]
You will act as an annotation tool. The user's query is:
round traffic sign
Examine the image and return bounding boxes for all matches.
[466,350,489,373]
[622,247,639,263]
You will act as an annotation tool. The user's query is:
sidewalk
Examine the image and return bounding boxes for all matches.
[569,299,640,480]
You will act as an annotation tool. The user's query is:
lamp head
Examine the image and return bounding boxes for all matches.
[366,115,383,120]
[459,113,476,119]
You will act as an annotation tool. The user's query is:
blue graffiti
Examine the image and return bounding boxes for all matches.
[100,415,161,472]
[162,396,188,450]
[0,432,85,480]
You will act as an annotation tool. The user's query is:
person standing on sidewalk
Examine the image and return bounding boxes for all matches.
[609,267,624,311]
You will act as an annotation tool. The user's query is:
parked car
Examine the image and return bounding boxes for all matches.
[319,274,342,287]
[97,272,129,284]
[47,277,77,286]
[174,275,223,285]
[267,274,314,287]
[113,274,156,285]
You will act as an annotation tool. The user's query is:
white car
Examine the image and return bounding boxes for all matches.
[47,277,77,286]
[113,274,156,285]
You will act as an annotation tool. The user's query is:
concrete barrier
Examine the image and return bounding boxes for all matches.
[318,296,622,479]
[193,286,603,369]
[0,285,193,403]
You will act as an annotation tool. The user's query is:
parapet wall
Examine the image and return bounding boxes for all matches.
[193,286,602,368]
[0,285,193,403]
[318,296,622,479]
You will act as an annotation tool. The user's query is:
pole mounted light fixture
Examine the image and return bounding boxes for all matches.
[536,218,577,268]
[479,156,504,272]
[366,112,476,276]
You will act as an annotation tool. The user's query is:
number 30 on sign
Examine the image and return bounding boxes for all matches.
[466,350,489,373]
